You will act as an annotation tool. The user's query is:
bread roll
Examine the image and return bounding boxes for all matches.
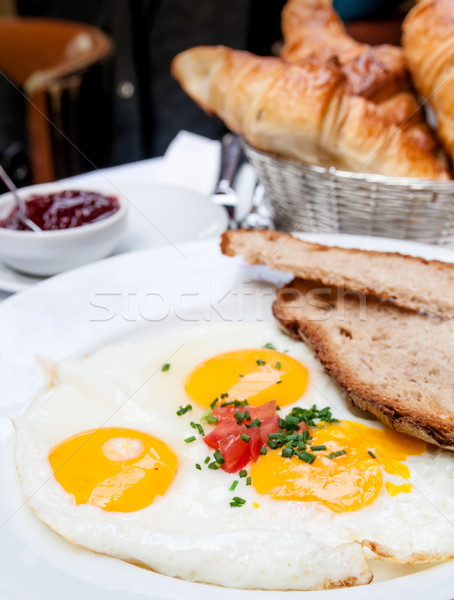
[281,0,446,162]
[403,0,454,166]
[172,45,449,179]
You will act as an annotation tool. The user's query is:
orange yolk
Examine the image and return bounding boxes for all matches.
[251,421,426,512]
[49,427,177,512]
[185,349,308,408]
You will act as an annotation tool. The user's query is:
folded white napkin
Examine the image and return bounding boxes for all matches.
[153,130,221,194]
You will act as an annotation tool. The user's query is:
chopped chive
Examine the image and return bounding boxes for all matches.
[275,361,281,369]
[190,422,205,436]
[328,450,347,460]
[256,359,266,366]
[195,463,201,470]
[184,436,196,443]
[368,450,376,459]
[208,461,220,470]
[244,410,251,421]
[230,496,246,508]
[249,418,261,428]
[276,404,281,411]
[260,445,268,455]
[210,398,219,409]
[214,451,225,465]
[282,447,293,458]
[161,363,171,372]
[204,456,210,464]
[176,404,192,416]
[238,373,244,378]
[263,343,276,350]
[240,433,251,443]
[234,410,245,423]
[246,476,252,486]
[276,380,282,384]
[268,440,278,449]
[239,470,247,478]
[296,450,316,464]
[220,400,235,407]
[311,445,327,451]
[207,415,218,424]
[230,480,239,491]
[220,393,229,399]
[302,429,309,442]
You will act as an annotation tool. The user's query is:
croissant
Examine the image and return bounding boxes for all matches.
[402,0,454,166]
[171,46,449,179]
[280,0,443,159]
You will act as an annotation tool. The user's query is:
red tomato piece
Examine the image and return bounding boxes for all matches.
[247,400,276,421]
[212,405,239,422]
[219,425,251,473]
[248,426,263,462]
[204,419,241,449]
[259,415,280,445]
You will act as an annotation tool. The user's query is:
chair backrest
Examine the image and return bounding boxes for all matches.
[0,17,112,184]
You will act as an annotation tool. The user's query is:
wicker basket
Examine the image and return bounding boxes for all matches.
[243,143,454,246]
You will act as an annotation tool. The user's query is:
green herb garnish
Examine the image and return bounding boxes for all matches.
[328,450,347,460]
[230,496,246,508]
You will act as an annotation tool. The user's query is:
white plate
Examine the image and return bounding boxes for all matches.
[1,233,454,600]
[0,182,228,293]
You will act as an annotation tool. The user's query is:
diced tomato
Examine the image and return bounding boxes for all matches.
[204,419,241,449]
[204,400,282,472]
[212,405,239,422]
[219,425,250,473]
[259,415,280,445]
[247,400,276,421]
[248,426,263,462]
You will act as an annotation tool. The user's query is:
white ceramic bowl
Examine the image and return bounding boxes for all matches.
[0,184,128,276]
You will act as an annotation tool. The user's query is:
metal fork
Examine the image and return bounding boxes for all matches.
[239,181,274,230]
[211,133,243,229]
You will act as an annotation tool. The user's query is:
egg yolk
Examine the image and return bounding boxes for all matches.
[251,421,426,512]
[49,427,177,512]
[185,348,308,408]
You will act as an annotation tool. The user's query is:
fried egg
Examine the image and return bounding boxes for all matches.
[14,322,454,590]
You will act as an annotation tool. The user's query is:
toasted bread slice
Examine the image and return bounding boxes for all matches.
[221,230,454,318]
[273,277,454,449]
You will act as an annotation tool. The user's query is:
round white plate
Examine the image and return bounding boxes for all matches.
[0,181,228,293]
[1,233,454,600]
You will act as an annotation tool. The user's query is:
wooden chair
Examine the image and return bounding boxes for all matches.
[0,17,112,184]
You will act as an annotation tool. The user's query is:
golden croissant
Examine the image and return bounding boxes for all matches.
[172,45,449,179]
[281,0,442,157]
[403,0,454,166]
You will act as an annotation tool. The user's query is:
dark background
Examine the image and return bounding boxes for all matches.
[0,0,409,187]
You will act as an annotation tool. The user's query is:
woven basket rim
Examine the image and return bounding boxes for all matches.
[243,140,454,192]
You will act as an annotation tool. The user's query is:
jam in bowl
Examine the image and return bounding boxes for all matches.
[0,185,128,276]
[0,190,121,231]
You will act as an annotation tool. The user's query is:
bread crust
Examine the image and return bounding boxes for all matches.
[273,277,454,450]
[221,229,454,319]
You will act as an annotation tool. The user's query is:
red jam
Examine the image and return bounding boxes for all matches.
[0,190,120,231]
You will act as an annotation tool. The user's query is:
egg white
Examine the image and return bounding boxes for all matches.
[14,322,454,589]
